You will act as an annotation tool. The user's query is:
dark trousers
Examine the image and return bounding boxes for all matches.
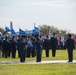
[27,47,31,58]
[7,48,10,57]
[36,48,42,62]
[32,48,35,57]
[2,48,8,58]
[52,48,56,57]
[20,49,26,62]
[12,48,16,58]
[0,48,1,58]
[68,49,73,61]
[18,47,20,58]
[45,48,49,57]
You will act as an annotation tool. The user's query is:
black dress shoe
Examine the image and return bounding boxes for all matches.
[36,61,41,62]
[68,61,72,62]
[20,61,25,63]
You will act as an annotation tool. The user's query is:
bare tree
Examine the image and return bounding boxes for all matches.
[0,27,6,34]
[39,25,60,35]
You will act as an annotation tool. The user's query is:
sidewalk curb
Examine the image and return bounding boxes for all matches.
[0,60,76,65]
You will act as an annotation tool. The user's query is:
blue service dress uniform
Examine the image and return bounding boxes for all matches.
[35,36,42,62]
[11,38,17,58]
[43,38,50,57]
[66,37,74,62]
[19,38,27,62]
[50,37,58,57]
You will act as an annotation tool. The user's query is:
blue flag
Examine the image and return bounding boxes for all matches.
[19,29,26,34]
[0,32,2,36]
[32,26,40,34]
[5,27,10,32]
[34,26,38,30]
[32,29,35,34]
[11,29,16,34]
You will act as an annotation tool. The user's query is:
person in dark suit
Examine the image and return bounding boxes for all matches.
[2,36,9,58]
[50,33,58,57]
[35,34,42,62]
[0,38,2,58]
[11,36,17,58]
[31,35,35,57]
[19,35,27,62]
[66,34,74,62]
[43,35,50,57]
[6,37,11,57]
[27,36,32,58]
[17,36,21,58]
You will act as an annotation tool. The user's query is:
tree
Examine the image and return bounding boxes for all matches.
[39,25,60,35]
[0,27,6,35]
[60,29,67,34]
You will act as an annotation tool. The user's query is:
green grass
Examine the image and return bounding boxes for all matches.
[0,50,76,62]
[0,50,76,75]
[0,64,76,75]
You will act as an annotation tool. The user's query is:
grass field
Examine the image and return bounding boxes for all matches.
[0,50,76,75]
[0,50,76,61]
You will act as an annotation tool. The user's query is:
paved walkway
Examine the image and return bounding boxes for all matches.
[0,60,76,65]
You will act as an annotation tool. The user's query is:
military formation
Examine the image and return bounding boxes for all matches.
[0,33,75,62]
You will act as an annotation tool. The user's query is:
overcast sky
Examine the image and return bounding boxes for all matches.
[0,0,76,33]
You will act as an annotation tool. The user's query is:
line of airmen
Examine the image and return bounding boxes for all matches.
[0,33,59,62]
[0,34,43,62]
[0,33,74,62]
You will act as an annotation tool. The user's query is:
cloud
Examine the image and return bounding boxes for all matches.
[25,0,76,8]
[0,0,76,9]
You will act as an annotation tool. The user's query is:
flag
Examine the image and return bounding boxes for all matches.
[34,26,40,32]
[19,29,26,35]
[32,26,40,34]
[32,29,35,34]
[0,32,2,36]
[34,26,38,29]
[5,27,10,32]
[11,29,16,34]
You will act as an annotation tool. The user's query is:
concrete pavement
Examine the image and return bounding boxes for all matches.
[0,60,76,65]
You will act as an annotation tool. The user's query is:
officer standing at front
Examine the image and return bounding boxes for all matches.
[66,34,74,62]
[19,35,27,62]
[50,33,58,57]
[35,35,42,62]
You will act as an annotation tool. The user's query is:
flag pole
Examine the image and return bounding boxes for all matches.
[34,23,35,28]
